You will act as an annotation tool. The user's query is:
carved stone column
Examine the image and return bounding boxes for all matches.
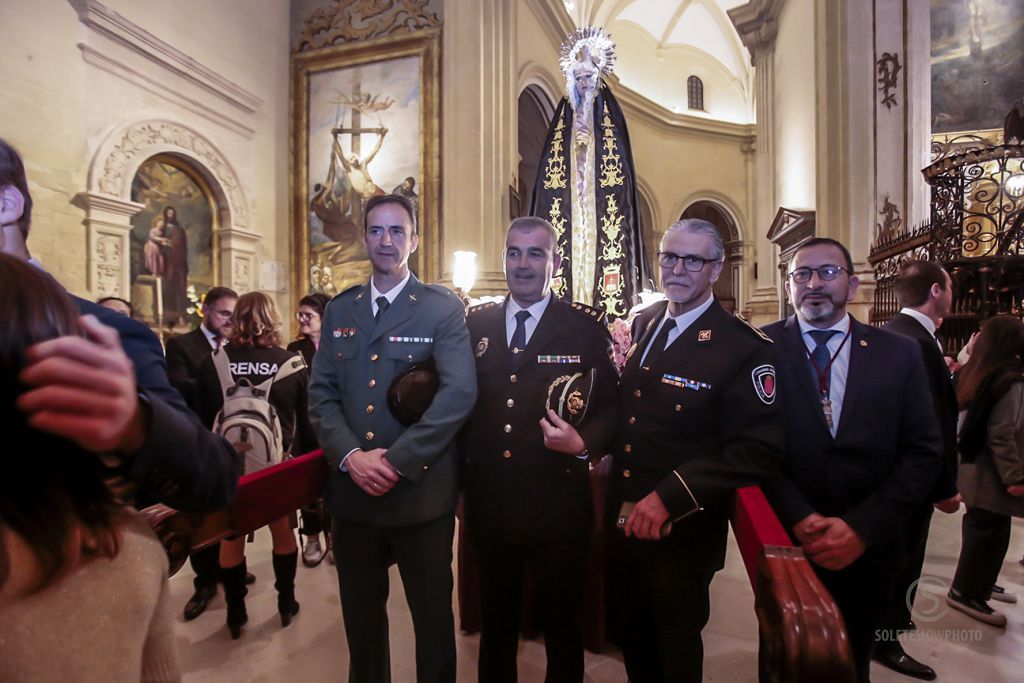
[75,193,145,299]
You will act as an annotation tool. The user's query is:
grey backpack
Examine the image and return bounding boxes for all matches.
[211,349,306,475]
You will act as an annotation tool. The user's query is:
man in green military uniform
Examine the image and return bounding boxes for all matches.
[461,217,619,683]
[309,194,477,683]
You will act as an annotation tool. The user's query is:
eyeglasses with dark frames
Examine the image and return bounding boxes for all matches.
[788,264,848,284]
[295,311,319,321]
[657,251,722,272]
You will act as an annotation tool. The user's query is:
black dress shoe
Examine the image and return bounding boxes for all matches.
[873,642,936,681]
[245,571,256,585]
[183,586,217,621]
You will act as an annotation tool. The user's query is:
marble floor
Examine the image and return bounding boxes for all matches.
[170,511,1024,682]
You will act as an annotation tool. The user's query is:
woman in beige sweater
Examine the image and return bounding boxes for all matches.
[0,254,180,682]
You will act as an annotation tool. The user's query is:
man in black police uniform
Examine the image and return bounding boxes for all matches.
[461,217,618,683]
[309,194,477,683]
[164,286,247,621]
[0,137,239,513]
[609,218,784,683]
[874,259,961,680]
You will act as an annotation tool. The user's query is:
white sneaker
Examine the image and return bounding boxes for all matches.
[991,584,1018,604]
[302,537,324,567]
[946,591,1007,627]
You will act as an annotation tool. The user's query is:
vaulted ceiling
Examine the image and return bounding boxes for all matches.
[561,0,753,123]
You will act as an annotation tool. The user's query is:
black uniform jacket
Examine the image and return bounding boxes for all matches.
[762,315,943,571]
[884,312,959,501]
[460,295,619,542]
[610,299,785,571]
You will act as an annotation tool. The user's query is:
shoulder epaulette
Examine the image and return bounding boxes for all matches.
[467,300,500,317]
[734,313,773,343]
[331,284,364,302]
[422,282,458,298]
[568,301,607,325]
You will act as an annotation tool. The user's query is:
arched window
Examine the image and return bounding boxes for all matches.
[687,75,704,111]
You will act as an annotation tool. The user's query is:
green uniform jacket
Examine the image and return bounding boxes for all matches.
[309,275,478,527]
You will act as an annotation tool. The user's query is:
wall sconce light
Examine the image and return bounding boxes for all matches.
[1006,173,1024,199]
[452,251,477,306]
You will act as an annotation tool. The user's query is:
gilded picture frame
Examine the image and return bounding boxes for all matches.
[292,28,441,298]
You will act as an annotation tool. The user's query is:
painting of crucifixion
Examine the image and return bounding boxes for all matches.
[305,54,422,294]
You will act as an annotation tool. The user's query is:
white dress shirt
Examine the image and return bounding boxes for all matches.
[370,272,412,317]
[639,292,716,366]
[899,307,943,352]
[505,295,552,348]
[797,313,852,437]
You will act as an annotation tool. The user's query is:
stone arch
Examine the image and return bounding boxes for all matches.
[517,84,557,217]
[676,196,747,312]
[79,120,257,303]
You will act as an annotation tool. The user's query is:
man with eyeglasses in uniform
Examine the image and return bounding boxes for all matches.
[608,218,785,683]
[762,237,941,683]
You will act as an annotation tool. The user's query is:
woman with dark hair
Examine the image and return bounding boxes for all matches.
[196,291,315,639]
[0,254,179,681]
[287,292,332,566]
[947,315,1024,627]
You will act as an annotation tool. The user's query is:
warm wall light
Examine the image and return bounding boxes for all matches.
[452,251,478,294]
[1006,174,1024,199]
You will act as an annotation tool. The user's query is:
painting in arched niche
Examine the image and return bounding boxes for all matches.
[129,155,216,330]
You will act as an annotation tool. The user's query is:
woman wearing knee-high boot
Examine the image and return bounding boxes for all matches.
[948,315,1024,626]
[196,292,317,638]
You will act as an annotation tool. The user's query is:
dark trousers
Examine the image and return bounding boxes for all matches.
[881,505,933,631]
[332,514,456,683]
[608,531,715,683]
[952,506,1012,600]
[190,543,221,592]
[815,563,893,683]
[473,533,587,683]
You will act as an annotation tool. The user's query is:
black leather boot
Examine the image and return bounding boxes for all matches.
[222,561,249,639]
[273,551,300,628]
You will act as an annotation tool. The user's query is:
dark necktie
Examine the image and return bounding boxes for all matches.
[510,310,531,353]
[374,296,389,323]
[807,329,840,393]
[642,319,675,368]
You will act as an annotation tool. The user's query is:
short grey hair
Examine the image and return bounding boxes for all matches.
[507,216,559,250]
[661,219,725,262]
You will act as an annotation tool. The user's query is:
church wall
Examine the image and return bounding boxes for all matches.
[1,0,291,315]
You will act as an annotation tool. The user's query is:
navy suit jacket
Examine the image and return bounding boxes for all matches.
[75,297,240,512]
[761,315,942,570]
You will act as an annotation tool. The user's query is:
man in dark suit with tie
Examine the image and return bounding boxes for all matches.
[309,194,477,683]
[164,285,241,621]
[871,260,961,680]
[609,219,785,683]
[460,217,618,683]
[762,238,942,683]
[0,137,240,514]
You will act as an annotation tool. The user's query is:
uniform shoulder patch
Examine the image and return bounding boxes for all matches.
[734,313,773,344]
[331,284,364,302]
[467,301,499,317]
[568,301,607,324]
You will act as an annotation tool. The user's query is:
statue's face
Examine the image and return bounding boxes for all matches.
[573,64,598,95]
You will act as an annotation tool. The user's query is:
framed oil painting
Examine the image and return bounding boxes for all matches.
[129,155,218,329]
[292,28,440,296]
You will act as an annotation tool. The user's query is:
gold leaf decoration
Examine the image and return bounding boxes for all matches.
[543,117,567,190]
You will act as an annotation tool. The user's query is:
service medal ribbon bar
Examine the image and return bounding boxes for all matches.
[661,373,711,391]
[387,336,434,343]
[537,355,582,364]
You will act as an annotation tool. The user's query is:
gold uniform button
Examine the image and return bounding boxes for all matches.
[675,404,682,412]
[370,353,379,361]
[504,424,512,433]
[366,431,374,440]
[366,405,375,414]
[423,465,429,471]
[510,374,518,383]
[623,469,631,478]
[627,416,636,425]
[633,389,641,398]
[624,444,632,453]
[506,399,514,408]
[369,379,376,388]
[407,354,413,361]
[503,450,512,459]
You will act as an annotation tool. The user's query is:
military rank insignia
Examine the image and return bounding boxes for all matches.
[751,364,776,405]
[537,355,581,364]
[661,374,711,391]
[476,337,489,358]
[698,329,712,342]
